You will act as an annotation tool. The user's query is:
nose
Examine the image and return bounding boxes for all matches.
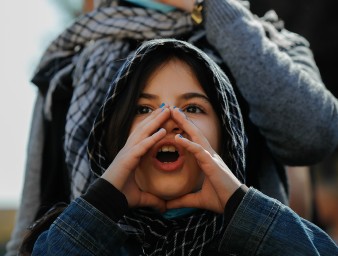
[161,117,183,134]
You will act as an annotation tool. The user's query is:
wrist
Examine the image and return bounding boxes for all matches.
[223,184,248,227]
[82,178,129,221]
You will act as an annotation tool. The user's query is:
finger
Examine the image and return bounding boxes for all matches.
[127,107,170,145]
[103,128,166,186]
[138,192,166,213]
[175,133,214,169]
[139,106,170,134]
[166,193,203,210]
[130,128,167,158]
[175,133,233,180]
[170,107,211,149]
[118,128,167,170]
[167,193,224,214]
[175,134,242,205]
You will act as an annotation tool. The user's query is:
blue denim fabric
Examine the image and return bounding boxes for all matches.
[32,189,338,255]
[33,198,134,255]
[218,188,338,255]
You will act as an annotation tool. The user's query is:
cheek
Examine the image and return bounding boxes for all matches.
[193,119,221,152]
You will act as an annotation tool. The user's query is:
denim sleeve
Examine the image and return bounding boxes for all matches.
[32,197,129,256]
[218,188,338,255]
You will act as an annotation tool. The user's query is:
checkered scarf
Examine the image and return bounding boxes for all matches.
[33,4,194,198]
[86,38,246,255]
[33,3,246,254]
[32,0,263,201]
[120,208,224,256]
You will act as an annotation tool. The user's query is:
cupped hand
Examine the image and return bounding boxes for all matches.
[101,107,170,212]
[166,107,242,213]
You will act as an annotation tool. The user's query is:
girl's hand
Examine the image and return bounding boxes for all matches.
[166,107,242,213]
[156,0,195,12]
[101,107,170,212]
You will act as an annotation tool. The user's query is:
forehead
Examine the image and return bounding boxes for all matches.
[142,59,205,96]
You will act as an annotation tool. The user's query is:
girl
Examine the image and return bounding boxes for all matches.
[25,39,337,255]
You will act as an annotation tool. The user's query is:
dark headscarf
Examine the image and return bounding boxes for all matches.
[87,39,246,255]
[88,38,245,182]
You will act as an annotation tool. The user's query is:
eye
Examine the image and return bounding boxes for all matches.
[136,105,153,115]
[184,104,205,114]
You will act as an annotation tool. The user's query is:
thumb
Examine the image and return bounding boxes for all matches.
[166,193,202,210]
[138,192,167,213]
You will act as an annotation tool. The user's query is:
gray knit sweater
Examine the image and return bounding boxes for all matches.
[205,0,338,165]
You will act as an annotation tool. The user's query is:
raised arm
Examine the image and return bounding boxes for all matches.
[203,0,338,165]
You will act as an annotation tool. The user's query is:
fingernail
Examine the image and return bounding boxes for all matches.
[160,103,165,108]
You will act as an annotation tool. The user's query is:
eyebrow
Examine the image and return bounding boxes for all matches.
[139,92,210,103]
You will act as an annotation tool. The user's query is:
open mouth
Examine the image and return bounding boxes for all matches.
[156,145,179,163]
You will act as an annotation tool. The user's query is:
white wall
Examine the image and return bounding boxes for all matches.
[0,0,81,208]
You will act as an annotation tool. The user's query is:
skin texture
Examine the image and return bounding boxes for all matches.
[101,59,241,214]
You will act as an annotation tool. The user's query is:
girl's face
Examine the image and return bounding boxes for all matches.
[130,59,221,200]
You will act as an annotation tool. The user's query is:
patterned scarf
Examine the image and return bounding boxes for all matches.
[32,0,262,200]
[120,208,224,256]
[86,38,246,255]
[33,3,246,255]
[33,5,194,198]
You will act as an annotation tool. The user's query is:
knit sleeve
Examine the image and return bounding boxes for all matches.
[204,0,338,165]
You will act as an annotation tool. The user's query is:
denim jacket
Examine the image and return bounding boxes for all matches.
[32,187,338,255]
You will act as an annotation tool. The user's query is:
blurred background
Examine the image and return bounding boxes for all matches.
[0,0,83,253]
[1,0,337,254]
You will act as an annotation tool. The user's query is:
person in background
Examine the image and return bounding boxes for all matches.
[312,148,338,244]
[6,0,338,255]
[249,0,338,226]
[249,0,338,98]
[22,38,338,256]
